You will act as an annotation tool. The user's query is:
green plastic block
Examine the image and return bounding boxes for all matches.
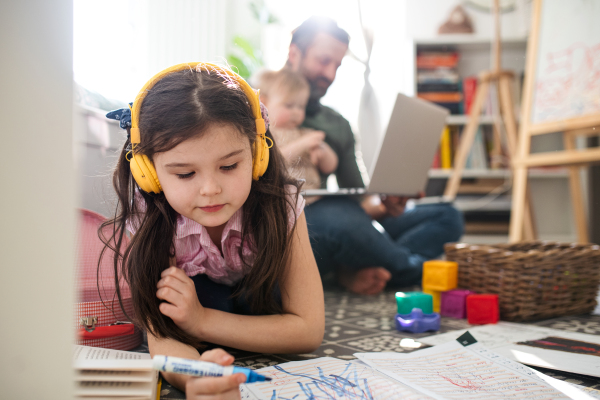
[395,291,433,314]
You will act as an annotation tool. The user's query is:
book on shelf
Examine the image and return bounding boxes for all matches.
[465,127,488,170]
[439,126,452,169]
[416,51,459,68]
[417,92,463,103]
[417,68,459,84]
[431,147,441,169]
[462,76,477,115]
[73,345,159,400]
[416,82,461,92]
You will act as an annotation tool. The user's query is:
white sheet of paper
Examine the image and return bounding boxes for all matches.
[245,357,432,400]
[418,322,600,378]
[355,341,593,400]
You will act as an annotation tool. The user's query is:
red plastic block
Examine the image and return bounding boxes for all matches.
[466,294,499,324]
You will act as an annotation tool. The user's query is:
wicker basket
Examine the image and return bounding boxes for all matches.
[444,241,600,321]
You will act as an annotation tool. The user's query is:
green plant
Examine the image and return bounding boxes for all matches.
[227,35,262,80]
[226,0,278,79]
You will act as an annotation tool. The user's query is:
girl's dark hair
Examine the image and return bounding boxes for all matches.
[99,67,302,348]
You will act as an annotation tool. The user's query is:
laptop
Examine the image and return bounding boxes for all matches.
[303,93,450,200]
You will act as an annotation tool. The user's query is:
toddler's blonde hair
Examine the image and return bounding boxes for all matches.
[253,68,309,101]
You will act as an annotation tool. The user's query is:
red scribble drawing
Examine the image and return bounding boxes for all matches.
[438,374,483,391]
[533,42,600,123]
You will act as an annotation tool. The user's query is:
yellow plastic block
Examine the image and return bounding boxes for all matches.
[422,260,458,291]
[423,287,441,312]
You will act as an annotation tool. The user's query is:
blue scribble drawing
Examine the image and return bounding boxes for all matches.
[269,362,375,400]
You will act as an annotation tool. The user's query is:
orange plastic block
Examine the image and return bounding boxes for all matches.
[422,260,458,291]
[423,288,441,313]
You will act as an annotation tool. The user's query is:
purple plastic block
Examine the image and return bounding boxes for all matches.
[394,308,441,333]
[440,289,474,318]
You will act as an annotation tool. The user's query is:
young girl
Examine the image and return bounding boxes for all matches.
[254,69,338,203]
[102,63,324,398]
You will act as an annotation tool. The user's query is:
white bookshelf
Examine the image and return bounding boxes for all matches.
[409,36,577,240]
[446,114,497,125]
[428,168,569,179]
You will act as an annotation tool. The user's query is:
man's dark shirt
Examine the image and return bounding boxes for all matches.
[302,104,364,189]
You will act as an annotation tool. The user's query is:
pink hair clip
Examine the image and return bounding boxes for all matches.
[259,102,270,131]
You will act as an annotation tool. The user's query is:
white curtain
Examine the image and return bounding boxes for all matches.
[355,1,381,176]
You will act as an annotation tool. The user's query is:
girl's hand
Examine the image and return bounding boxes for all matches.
[157,266,204,336]
[186,348,246,400]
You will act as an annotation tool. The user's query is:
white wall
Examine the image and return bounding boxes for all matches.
[74,0,227,104]
[406,0,531,39]
[0,1,75,399]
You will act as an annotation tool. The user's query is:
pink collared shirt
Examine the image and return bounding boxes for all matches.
[127,186,305,286]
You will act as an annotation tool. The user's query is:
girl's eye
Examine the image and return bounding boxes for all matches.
[221,163,238,171]
[176,172,195,179]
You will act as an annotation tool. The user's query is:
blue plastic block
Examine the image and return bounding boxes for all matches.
[394,308,441,333]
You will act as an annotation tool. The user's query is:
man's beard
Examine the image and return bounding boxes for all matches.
[305,75,333,116]
[306,76,332,103]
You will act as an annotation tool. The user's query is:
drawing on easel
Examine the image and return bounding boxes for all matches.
[531,0,600,124]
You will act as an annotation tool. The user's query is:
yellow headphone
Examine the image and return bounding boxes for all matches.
[128,62,271,194]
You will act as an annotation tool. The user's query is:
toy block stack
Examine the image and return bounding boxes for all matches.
[422,260,458,312]
[394,292,440,333]
[391,260,502,327]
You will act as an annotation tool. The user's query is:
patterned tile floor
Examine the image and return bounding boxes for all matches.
[139,286,600,399]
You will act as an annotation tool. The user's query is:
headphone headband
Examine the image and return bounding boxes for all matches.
[130,62,266,144]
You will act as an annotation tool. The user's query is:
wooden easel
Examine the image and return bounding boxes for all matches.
[509,0,600,243]
[443,0,536,239]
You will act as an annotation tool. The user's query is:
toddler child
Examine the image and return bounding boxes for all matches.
[254,69,338,202]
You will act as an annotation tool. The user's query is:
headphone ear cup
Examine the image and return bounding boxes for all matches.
[130,153,163,193]
[252,138,270,180]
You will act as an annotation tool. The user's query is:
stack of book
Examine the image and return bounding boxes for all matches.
[73,345,160,400]
[416,47,462,114]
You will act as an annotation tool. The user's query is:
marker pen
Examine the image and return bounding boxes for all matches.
[152,355,272,383]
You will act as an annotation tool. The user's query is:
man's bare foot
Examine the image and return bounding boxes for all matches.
[339,267,392,295]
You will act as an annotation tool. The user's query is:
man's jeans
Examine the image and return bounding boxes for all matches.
[304,196,464,287]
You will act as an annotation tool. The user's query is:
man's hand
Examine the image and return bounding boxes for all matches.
[156,266,204,337]
[380,195,410,218]
[185,348,246,400]
[361,195,387,220]
[380,192,425,218]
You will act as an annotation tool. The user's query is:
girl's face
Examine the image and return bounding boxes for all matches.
[153,123,253,232]
[267,88,309,130]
